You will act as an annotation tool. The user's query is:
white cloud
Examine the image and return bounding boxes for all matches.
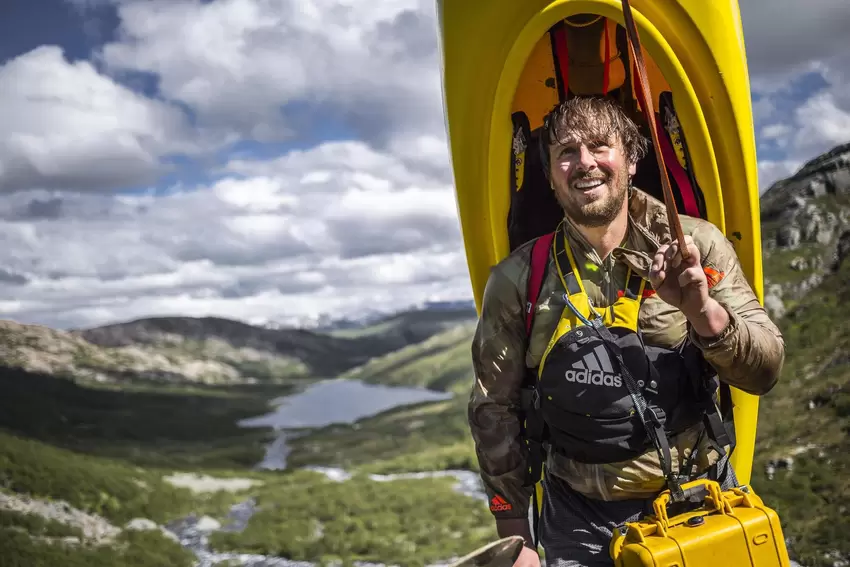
[98,0,445,148]
[790,91,850,157]
[740,0,850,86]
[0,140,470,330]
[0,45,196,194]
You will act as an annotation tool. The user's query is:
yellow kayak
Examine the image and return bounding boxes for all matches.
[436,0,762,485]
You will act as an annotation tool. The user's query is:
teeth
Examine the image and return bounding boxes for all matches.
[575,179,605,189]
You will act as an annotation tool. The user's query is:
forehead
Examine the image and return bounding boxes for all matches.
[549,129,619,148]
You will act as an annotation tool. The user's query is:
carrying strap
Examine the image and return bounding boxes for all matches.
[522,232,556,550]
[620,0,689,259]
[525,232,556,335]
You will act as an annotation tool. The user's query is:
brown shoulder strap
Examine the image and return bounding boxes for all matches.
[620,0,689,258]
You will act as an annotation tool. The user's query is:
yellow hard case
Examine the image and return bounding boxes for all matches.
[609,479,791,567]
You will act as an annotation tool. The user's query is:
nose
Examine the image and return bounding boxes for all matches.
[576,145,597,172]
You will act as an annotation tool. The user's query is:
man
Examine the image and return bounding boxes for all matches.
[468,97,785,567]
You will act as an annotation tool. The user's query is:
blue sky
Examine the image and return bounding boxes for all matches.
[0,0,848,330]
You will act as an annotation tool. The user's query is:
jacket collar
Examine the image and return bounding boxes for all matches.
[560,187,673,279]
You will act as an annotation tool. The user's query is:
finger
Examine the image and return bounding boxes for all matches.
[668,242,683,269]
[651,246,668,272]
[650,268,666,289]
[678,266,704,288]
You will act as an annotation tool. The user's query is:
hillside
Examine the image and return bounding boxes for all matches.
[0,318,311,386]
[746,142,850,567]
[341,320,477,395]
[75,307,477,380]
[760,143,850,318]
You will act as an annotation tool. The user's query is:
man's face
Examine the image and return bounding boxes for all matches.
[548,133,636,228]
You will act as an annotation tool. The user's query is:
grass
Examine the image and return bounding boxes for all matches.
[342,322,477,396]
[0,429,237,567]
[0,366,291,469]
[208,469,496,567]
[0,529,195,567]
[0,431,240,526]
[0,510,83,540]
[749,257,850,566]
[285,396,478,474]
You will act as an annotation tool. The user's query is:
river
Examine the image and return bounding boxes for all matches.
[165,378,475,567]
[238,378,454,470]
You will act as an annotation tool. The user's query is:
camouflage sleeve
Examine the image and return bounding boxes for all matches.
[468,260,534,519]
[688,223,786,395]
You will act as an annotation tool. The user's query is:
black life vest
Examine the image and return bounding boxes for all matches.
[520,227,733,495]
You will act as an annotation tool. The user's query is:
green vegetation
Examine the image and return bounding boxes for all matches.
[0,431,239,526]
[209,469,495,567]
[343,322,476,395]
[762,242,827,286]
[0,529,195,567]
[0,510,83,540]
[751,255,850,566]
[0,429,234,567]
[287,397,477,474]
[0,367,290,469]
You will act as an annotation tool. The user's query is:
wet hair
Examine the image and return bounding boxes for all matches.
[539,96,650,180]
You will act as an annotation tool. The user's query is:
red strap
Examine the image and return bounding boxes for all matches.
[656,120,699,218]
[621,0,688,258]
[602,20,610,95]
[553,26,569,96]
[525,232,556,335]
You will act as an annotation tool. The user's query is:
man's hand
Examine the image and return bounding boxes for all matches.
[513,545,542,567]
[649,235,729,337]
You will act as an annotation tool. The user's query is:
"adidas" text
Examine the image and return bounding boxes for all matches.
[565,369,623,388]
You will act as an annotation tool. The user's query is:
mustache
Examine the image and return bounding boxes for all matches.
[570,173,608,184]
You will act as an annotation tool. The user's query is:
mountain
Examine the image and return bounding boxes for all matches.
[747,142,850,566]
[0,317,313,386]
[760,142,850,319]
[73,316,373,381]
[64,305,478,383]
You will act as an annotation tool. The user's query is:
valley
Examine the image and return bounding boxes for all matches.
[2,142,850,567]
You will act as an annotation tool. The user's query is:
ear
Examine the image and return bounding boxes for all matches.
[628,161,637,176]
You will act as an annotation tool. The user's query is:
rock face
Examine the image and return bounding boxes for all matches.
[760,142,850,313]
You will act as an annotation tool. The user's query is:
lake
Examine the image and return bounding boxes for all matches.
[237,378,454,469]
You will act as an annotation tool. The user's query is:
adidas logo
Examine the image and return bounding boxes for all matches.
[564,344,623,388]
[489,495,512,512]
[565,368,622,388]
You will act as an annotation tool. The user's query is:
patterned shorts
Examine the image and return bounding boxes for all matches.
[539,454,739,567]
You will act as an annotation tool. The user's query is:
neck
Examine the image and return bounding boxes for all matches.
[571,205,629,260]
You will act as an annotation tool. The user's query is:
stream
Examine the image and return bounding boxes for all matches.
[166,378,471,567]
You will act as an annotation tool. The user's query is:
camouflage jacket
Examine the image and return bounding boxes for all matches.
[468,188,785,517]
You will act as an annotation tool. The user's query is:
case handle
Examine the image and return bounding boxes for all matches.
[652,478,731,533]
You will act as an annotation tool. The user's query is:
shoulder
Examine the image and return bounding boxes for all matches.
[681,217,739,267]
[481,237,537,311]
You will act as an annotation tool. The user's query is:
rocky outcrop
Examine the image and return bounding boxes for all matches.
[832,230,850,271]
[760,143,850,316]
[0,492,120,545]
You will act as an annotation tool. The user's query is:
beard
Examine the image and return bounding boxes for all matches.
[553,168,630,228]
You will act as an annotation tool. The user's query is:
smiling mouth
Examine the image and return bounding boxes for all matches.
[573,178,606,190]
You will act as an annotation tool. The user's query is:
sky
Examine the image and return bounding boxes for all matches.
[1,0,849,330]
